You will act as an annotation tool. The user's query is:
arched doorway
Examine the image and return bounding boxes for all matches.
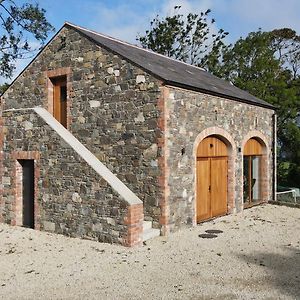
[196,136,228,222]
[243,138,263,207]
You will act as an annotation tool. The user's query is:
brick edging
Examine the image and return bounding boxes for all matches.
[123,203,144,247]
[157,86,170,235]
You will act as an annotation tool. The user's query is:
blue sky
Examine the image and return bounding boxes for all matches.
[41,0,300,42]
[2,0,300,82]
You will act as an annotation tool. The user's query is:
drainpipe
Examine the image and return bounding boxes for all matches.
[272,113,277,201]
[0,96,3,220]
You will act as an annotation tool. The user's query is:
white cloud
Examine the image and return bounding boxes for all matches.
[87,3,155,43]
[87,0,220,44]
[216,0,300,33]
[3,0,299,84]
[92,0,300,41]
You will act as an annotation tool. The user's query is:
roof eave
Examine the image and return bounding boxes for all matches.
[164,80,276,110]
[66,23,275,111]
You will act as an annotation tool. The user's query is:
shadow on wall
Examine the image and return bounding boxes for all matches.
[237,247,300,299]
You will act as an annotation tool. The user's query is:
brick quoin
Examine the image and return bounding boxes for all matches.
[157,86,170,236]
[123,203,143,247]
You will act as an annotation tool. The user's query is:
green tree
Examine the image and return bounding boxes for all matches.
[0,82,9,94]
[271,28,300,80]
[208,29,300,186]
[137,6,228,67]
[0,0,54,78]
[138,7,300,186]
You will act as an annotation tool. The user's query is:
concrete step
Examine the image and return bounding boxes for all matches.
[143,221,152,231]
[143,228,160,242]
[142,221,160,242]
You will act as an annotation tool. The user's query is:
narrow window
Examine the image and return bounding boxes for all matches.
[243,138,263,206]
[51,76,67,127]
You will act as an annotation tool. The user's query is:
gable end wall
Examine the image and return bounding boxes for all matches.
[1,26,164,226]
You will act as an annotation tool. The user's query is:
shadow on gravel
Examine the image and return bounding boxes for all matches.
[237,247,300,299]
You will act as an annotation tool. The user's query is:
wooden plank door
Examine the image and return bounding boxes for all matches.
[210,157,227,217]
[53,77,67,128]
[21,160,35,228]
[196,158,211,222]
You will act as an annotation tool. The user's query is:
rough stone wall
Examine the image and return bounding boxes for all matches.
[1,26,162,225]
[1,110,141,244]
[164,86,275,232]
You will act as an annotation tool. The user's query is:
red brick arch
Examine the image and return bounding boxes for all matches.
[193,127,237,225]
[241,131,270,205]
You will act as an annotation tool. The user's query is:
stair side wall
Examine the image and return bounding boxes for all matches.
[1,109,143,245]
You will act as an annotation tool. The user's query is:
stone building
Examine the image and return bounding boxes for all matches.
[0,23,276,246]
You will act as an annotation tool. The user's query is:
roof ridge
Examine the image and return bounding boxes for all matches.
[64,21,208,73]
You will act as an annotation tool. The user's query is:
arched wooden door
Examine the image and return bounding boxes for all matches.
[196,136,228,222]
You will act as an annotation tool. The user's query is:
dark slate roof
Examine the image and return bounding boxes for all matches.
[66,22,274,109]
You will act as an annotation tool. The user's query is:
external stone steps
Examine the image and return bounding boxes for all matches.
[142,221,160,242]
[143,221,152,231]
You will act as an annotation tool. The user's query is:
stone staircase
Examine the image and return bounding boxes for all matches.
[142,221,160,242]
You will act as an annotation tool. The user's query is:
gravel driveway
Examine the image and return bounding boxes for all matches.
[0,204,299,300]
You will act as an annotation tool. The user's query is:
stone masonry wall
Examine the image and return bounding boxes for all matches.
[164,86,275,232]
[0,24,276,238]
[1,26,162,225]
[1,110,143,245]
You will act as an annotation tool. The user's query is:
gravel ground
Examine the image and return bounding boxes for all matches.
[0,204,299,300]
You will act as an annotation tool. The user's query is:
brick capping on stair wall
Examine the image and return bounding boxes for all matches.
[11,151,41,229]
[45,67,72,129]
[123,203,144,246]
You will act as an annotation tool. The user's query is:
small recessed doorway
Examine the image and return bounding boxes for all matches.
[19,160,35,228]
[196,136,228,222]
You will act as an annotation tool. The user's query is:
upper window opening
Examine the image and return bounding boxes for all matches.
[51,76,67,128]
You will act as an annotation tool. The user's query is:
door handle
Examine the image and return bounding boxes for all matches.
[208,185,211,192]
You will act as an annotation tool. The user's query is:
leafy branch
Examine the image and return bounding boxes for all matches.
[0,0,54,78]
